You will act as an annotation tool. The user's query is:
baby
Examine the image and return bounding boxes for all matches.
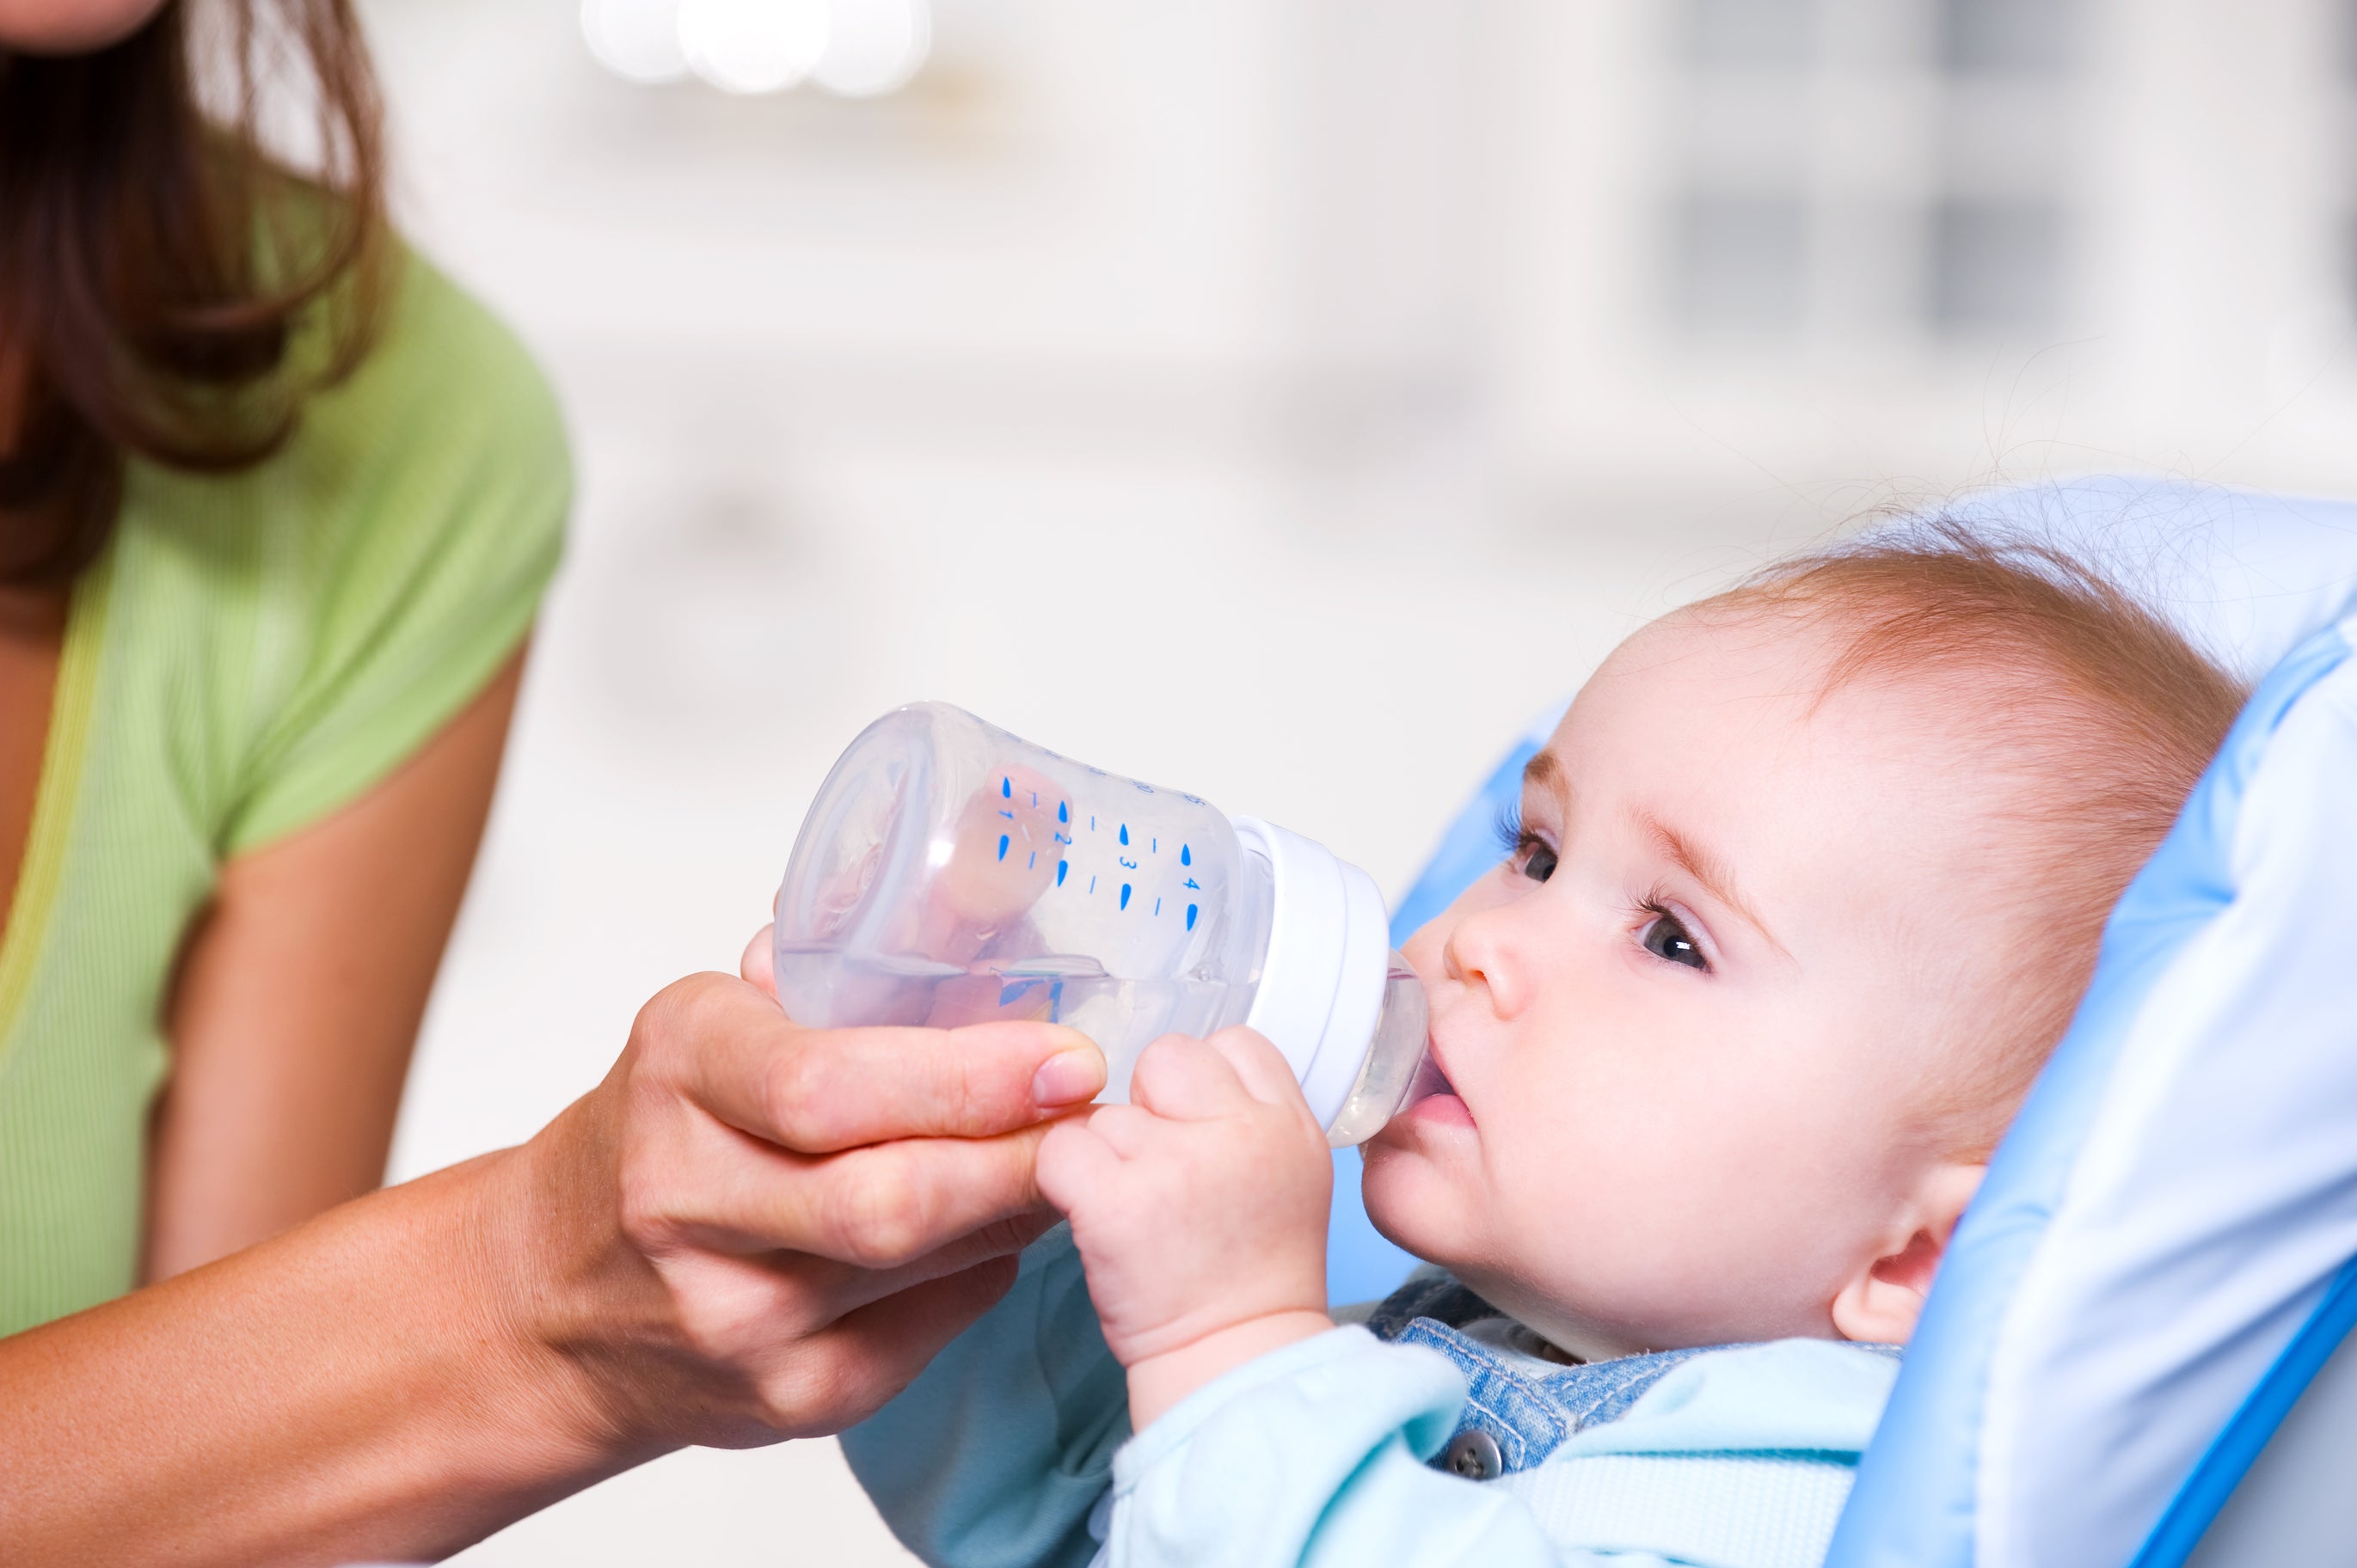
[840,527,2244,1568]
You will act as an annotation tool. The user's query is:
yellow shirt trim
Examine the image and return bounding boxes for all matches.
[0,548,114,1049]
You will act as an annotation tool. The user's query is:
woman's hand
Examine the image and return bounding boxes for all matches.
[501,934,1109,1453]
[0,934,1105,1567]
[1035,1027,1334,1430]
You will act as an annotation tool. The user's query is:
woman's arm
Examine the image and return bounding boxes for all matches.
[0,971,1108,1566]
[143,646,528,1280]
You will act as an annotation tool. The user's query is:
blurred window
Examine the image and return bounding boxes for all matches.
[1673,191,1809,328]
[1930,198,2063,333]
[1937,0,2078,76]
[1660,0,2079,347]
[2346,212,2357,326]
[1682,0,1814,69]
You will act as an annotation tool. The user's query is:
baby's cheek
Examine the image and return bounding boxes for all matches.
[1399,921,1446,981]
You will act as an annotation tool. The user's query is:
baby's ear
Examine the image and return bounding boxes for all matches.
[1830,1161,1986,1345]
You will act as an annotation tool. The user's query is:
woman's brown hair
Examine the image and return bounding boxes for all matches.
[0,0,388,585]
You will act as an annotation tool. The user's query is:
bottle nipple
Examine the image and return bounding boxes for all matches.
[1318,955,1430,1147]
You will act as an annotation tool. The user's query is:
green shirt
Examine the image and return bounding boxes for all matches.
[0,249,569,1334]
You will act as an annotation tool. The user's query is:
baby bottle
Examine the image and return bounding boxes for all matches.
[773,702,1430,1145]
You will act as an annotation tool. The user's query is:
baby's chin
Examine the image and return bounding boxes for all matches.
[1358,1137,1479,1277]
[1359,1198,1620,1359]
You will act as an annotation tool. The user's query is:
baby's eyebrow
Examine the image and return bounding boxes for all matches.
[1522,750,1569,805]
[1635,811,1785,954]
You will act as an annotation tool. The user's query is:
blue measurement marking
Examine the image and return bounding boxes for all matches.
[1030,790,1039,807]
[1153,897,1162,916]
[1053,831,1071,846]
[1089,875,1098,894]
[1184,877,1200,890]
[1151,838,1157,854]
[1187,903,1199,930]
[1059,801,1069,824]
[1120,884,1132,911]
[997,834,1009,861]
[1057,860,1068,886]
[1119,856,1138,870]
[1090,816,1097,831]
[1027,850,1036,870]
[1002,776,1011,799]
[1182,843,1191,867]
[997,808,1014,820]
[1119,824,1129,846]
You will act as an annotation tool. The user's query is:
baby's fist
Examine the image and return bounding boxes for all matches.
[1036,1027,1333,1375]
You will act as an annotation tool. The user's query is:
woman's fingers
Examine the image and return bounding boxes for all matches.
[641,1114,1063,1272]
[929,769,1068,931]
[767,1127,1055,1271]
[669,1203,1056,1326]
[740,923,777,998]
[644,973,1104,1153]
[894,1205,1061,1283]
[763,1257,1030,1437]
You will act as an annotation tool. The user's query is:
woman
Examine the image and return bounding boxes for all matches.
[1,0,562,1328]
[0,3,1108,1561]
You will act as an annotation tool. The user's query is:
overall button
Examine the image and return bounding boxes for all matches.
[1443,1429,1502,1480]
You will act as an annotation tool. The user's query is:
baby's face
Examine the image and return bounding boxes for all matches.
[1364,609,2004,1358]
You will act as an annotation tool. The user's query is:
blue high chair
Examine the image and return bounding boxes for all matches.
[1338,476,2357,1566]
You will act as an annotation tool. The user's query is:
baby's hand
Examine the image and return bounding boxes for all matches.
[1036,1027,1335,1428]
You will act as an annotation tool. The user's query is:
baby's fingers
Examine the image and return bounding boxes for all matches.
[1037,1114,1123,1216]
[1204,1026,1315,1118]
[1127,1033,1255,1122]
[1079,1102,1159,1159]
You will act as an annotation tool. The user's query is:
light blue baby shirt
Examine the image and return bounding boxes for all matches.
[841,1228,1897,1568]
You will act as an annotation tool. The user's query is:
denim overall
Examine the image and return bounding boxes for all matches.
[1365,1271,1902,1484]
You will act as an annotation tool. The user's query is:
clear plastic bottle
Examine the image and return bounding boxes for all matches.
[774,702,1429,1144]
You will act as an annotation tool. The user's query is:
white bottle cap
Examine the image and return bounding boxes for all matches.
[1229,816,1393,1133]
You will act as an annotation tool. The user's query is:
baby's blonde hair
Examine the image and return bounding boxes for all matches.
[1699,521,2246,1155]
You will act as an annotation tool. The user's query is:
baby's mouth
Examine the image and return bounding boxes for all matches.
[1387,1036,1470,1132]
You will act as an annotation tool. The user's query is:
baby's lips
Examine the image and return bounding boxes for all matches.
[1381,1041,1476,1137]
[1402,1047,1455,1106]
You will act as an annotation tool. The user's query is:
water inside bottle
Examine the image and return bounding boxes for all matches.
[773,944,1237,1103]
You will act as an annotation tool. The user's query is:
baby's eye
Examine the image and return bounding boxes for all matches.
[1641,910,1706,970]
[1494,807,1557,883]
[1515,836,1557,883]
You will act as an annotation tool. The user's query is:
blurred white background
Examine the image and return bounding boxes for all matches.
[361,0,2357,1559]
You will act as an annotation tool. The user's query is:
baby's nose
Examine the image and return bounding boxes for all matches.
[1439,908,1525,1020]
